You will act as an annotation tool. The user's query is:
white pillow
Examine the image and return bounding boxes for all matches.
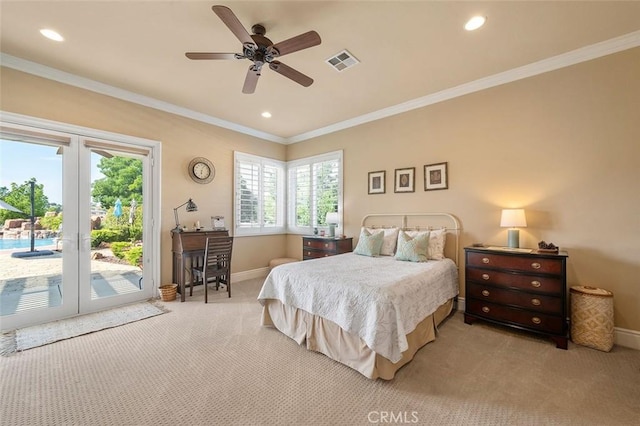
[365,227,399,256]
[405,228,446,260]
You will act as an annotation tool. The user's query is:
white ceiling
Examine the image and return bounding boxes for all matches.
[2,1,640,143]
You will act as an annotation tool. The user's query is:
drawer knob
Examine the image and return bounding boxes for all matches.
[531,280,541,288]
[306,251,311,256]
[482,273,490,280]
[481,306,490,313]
[531,298,541,306]
[306,241,311,246]
[324,243,329,248]
[531,262,541,269]
[531,317,541,325]
[481,290,490,297]
[482,257,490,264]
[324,254,329,257]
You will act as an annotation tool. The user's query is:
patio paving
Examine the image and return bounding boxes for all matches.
[0,248,143,316]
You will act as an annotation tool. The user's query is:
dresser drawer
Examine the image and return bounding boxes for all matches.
[466,282,562,314]
[466,267,563,295]
[466,299,565,335]
[304,238,338,251]
[467,251,562,275]
[303,249,333,259]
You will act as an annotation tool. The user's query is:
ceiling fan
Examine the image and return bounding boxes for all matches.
[186,5,321,94]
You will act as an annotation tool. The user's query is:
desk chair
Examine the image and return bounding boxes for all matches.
[191,236,233,303]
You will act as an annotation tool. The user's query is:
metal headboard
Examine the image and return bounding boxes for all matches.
[361,212,462,267]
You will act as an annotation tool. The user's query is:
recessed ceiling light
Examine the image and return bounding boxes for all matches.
[261,112,272,118]
[40,29,64,42]
[464,16,486,31]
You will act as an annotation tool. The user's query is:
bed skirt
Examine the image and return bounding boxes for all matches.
[260,298,454,380]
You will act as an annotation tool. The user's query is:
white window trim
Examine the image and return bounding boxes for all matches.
[287,150,343,236]
[234,151,286,236]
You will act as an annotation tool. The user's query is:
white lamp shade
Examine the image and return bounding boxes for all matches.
[325,212,339,224]
[500,209,527,228]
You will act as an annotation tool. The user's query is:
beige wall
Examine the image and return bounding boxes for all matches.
[287,48,640,331]
[2,47,638,331]
[0,67,288,281]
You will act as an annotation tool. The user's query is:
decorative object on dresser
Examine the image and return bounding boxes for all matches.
[464,246,569,349]
[368,170,386,194]
[325,212,339,237]
[500,208,527,248]
[394,167,415,193]
[424,162,448,191]
[173,198,198,232]
[538,240,559,253]
[302,236,352,260]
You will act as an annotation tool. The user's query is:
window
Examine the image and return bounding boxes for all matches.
[234,152,285,235]
[287,150,343,235]
[233,150,342,236]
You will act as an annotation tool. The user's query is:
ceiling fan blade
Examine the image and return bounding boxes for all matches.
[185,52,237,60]
[269,61,313,87]
[243,66,260,94]
[212,5,255,48]
[272,31,321,57]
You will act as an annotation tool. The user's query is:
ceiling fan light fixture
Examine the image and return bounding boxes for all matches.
[464,16,486,31]
[261,111,272,118]
[40,28,64,42]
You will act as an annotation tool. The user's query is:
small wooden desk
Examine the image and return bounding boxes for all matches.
[171,229,229,302]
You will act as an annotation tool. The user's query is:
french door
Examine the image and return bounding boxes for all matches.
[0,114,160,331]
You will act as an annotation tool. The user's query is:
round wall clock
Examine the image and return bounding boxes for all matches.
[188,157,215,184]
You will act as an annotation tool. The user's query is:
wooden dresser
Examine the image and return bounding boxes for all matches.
[464,246,569,349]
[302,236,353,260]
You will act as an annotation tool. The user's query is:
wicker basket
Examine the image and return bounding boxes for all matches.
[570,286,614,352]
[158,284,178,301]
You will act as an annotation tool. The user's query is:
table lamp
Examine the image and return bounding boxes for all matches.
[500,209,527,248]
[326,212,339,238]
[173,198,198,232]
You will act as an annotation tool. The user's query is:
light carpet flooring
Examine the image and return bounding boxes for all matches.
[1,277,638,425]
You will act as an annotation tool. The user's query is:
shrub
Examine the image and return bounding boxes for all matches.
[91,228,129,248]
[125,246,144,267]
[110,241,131,259]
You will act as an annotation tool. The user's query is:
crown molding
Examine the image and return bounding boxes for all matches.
[288,29,640,143]
[0,53,285,144]
[2,30,639,145]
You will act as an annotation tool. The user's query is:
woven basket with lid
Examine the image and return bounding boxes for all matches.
[570,286,614,352]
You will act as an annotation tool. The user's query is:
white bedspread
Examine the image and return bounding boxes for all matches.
[257,253,458,363]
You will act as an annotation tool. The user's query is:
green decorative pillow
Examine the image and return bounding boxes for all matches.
[395,230,430,262]
[353,228,384,257]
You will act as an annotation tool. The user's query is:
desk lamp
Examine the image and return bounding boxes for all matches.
[173,198,198,232]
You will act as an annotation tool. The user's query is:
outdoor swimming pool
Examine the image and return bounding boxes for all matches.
[0,238,56,250]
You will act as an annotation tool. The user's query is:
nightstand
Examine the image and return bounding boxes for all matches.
[302,236,352,260]
[463,246,569,349]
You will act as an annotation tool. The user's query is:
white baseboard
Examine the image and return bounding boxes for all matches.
[456,297,640,350]
[232,267,269,283]
[614,327,640,350]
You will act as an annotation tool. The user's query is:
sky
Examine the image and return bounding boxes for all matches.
[0,139,103,205]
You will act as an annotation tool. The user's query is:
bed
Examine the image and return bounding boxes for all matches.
[258,213,461,380]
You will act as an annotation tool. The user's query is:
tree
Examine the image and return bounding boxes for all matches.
[91,157,143,209]
[0,179,50,223]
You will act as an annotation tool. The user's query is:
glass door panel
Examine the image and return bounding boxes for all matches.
[0,134,79,331]
[79,140,152,313]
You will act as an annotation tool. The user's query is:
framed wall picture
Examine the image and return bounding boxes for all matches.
[424,162,448,191]
[368,170,386,194]
[394,167,415,193]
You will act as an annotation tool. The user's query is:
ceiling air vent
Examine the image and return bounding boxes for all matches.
[325,50,359,72]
